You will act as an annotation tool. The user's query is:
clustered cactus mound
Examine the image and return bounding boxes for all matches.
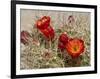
[20,15,90,69]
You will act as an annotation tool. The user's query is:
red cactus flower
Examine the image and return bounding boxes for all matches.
[40,26,55,40]
[59,32,69,44]
[36,16,50,29]
[21,31,31,45]
[66,38,85,58]
[58,32,69,51]
[36,16,55,40]
[41,16,50,27]
[58,42,65,51]
[47,26,55,39]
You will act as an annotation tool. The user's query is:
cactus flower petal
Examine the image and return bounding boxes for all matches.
[66,38,85,58]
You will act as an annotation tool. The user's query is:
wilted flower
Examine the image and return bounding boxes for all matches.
[68,15,75,23]
[66,38,85,58]
[21,31,40,46]
[21,31,31,45]
[68,15,75,26]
